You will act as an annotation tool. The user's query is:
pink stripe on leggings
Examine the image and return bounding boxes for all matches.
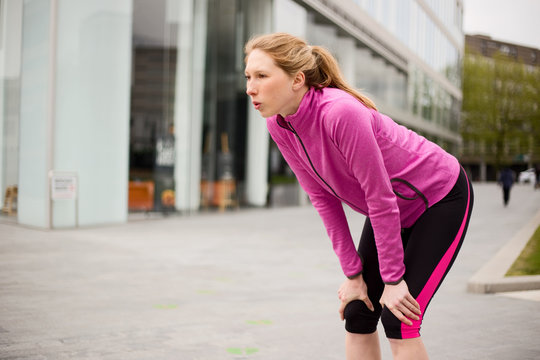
[401,172,471,339]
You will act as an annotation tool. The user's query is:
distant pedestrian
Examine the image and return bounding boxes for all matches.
[245,32,474,360]
[498,167,514,206]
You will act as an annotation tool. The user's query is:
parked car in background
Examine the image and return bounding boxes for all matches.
[518,168,537,184]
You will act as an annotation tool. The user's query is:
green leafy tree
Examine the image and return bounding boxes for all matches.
[461,49,540,171]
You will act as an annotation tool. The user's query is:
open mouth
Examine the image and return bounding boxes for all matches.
[252,101,261,110]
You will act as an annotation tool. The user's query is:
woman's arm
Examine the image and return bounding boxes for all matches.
[270,131,363,278]
[328,100,405,284]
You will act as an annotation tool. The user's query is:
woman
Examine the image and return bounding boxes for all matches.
[244,33,473,360]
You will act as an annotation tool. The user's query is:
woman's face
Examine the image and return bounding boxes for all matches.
[245,49,304,118]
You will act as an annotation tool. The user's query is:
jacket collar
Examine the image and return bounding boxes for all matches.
[275,87,317,130]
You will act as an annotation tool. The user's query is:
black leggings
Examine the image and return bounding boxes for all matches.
[343,168,474,339]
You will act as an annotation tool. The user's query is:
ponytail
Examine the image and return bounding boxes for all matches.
[308,46,377,110]
[245,33,377,110]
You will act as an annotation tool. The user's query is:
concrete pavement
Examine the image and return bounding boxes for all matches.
[1,182,539,359]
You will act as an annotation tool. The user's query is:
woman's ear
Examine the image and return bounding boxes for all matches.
[292,71,306,90]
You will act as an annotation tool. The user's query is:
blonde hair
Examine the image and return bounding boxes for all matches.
[244,32,377,110]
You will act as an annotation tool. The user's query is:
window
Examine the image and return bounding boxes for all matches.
[129,0,180,212]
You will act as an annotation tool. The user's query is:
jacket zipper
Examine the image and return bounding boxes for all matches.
[285,121,365,213]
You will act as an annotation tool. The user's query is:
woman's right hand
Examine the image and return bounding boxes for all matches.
[379,279,421,326]
[338,274,375,320]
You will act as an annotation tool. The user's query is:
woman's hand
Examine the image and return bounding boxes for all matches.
[338,274,374,320]
[379,280,421,326]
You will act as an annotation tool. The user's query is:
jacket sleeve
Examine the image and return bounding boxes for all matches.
[328,100,405,284]
[269,130,363,278]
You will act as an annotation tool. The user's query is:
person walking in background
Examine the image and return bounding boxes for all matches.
[244,33,473,360]
[498,167,514,206]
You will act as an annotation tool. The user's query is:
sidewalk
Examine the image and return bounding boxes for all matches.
[1,183,539,359]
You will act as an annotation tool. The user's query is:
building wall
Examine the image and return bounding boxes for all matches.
[1,0,466,226]
[288,0,463,150]
[53,0,132,227]
[17,0,133,228]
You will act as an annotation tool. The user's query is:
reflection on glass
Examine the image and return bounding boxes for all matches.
[200,0,247,211]
[128,0,178,213]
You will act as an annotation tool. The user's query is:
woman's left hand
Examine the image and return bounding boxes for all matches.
[379,279,421,326]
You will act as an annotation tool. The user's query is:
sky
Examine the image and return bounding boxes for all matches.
[462,0,540,49]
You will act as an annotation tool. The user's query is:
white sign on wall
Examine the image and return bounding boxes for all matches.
[51,173,78,200]
[49,171,79,228]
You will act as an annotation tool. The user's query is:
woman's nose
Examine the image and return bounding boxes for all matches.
[246,82,256,96]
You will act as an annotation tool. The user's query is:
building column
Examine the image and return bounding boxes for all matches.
[18,0,133,228]
[337,37,356,86]
[480,160,487,182]
[18,0,54,227]
[244,0,272,207]
[174,0,207,211]
[274,0,309,206]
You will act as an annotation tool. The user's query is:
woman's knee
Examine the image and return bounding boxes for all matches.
[343,300,382,334]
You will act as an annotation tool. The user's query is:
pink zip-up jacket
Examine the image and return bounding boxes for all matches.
[267,87,460,283]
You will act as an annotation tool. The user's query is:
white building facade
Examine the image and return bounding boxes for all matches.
[0,0,463,228]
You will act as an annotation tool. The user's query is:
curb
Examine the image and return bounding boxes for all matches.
[467,209,540,294]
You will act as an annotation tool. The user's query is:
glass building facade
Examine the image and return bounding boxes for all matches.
[0,0,464,228]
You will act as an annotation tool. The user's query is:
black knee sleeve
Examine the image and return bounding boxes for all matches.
[343,300,381,334]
